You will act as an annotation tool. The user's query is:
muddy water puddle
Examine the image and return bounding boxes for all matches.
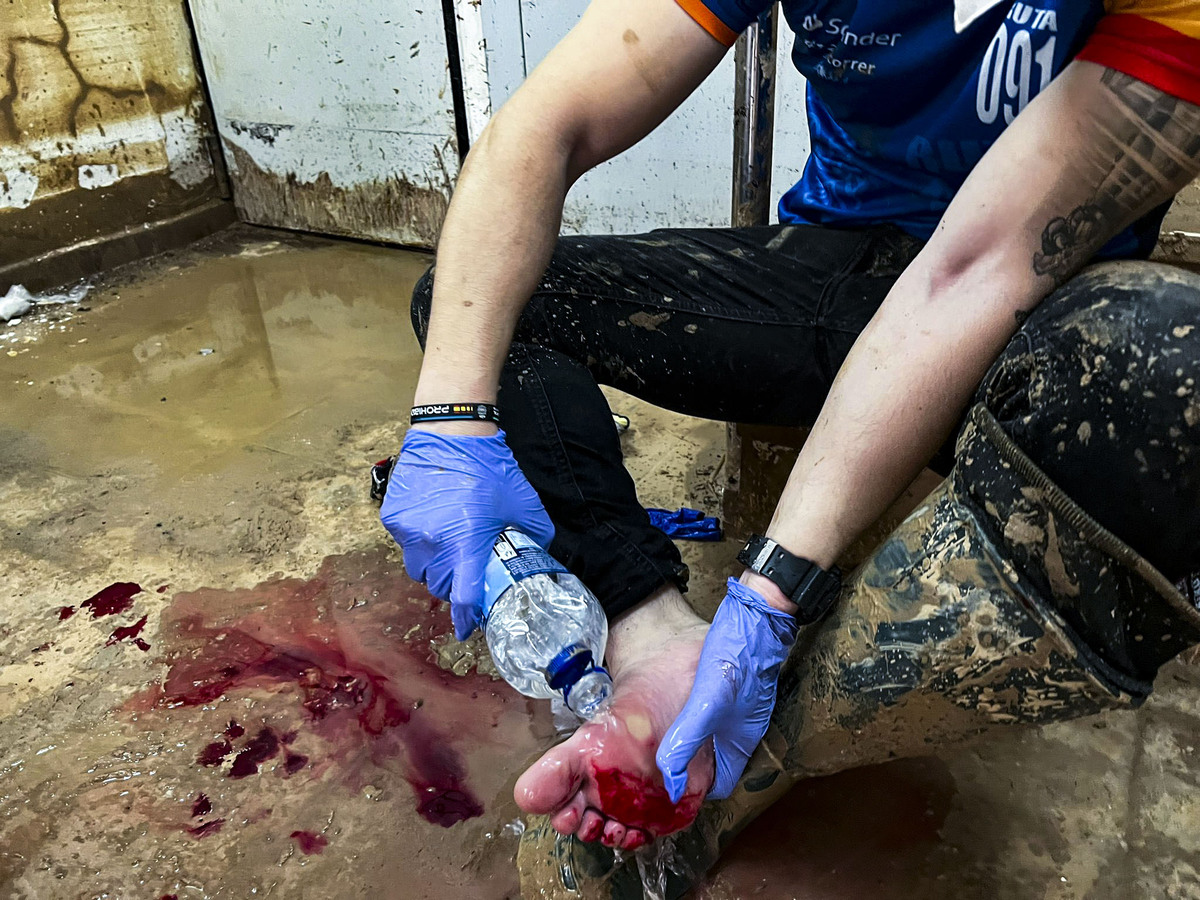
[1,231,430,478]
[1,548,552,898]
[694,758,957,900]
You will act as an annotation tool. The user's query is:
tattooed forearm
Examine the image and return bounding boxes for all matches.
[1033,69,1200,281]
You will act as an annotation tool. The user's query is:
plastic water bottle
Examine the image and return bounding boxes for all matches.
[482,529,613,719]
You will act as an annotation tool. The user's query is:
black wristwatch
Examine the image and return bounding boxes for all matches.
[736,533,842,625]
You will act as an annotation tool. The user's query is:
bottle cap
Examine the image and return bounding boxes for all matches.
[546,644,613,719]
[545,643,595,691]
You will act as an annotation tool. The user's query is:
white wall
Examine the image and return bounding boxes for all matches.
[479,0,812,235]
[188,0,814,244]
[189,0,460,246]
[483,0,735,234]
[771,29,812,217]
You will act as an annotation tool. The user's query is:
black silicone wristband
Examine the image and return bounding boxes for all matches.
[410,402,500,425]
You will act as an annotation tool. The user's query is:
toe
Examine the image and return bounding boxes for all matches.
[622,828,649,851]
[577,808,605,843]
[601,819,626,848]
[549,794,586,835]
[515,742,584,815]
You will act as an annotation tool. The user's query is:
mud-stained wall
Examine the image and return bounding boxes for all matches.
[188,1,460,248]
[0,0,225,284]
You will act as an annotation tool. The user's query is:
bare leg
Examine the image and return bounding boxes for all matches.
[514,585,715,848]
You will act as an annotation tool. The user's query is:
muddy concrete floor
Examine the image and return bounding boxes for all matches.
[1,226,1198,900]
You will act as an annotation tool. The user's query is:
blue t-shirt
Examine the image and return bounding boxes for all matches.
[679,0,1171,258]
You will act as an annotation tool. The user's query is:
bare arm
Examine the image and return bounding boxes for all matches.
[412,0,727,434]
[749,62,1200,610]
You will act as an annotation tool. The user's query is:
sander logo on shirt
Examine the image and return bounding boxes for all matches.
[800,16,904,80]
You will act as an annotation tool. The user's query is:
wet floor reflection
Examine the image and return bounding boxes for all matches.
[3,235,430,476]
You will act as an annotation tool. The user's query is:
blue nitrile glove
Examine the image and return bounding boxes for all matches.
[380,429,554,640]
[646,507,723,542]
[656,577,799,802]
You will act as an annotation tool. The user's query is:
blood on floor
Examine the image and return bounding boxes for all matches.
[125,548,548,838]
[290,829,329,855]
[81,581,143,618]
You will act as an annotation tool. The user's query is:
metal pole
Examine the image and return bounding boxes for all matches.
[730,5,778,228]
[726,7,781,539]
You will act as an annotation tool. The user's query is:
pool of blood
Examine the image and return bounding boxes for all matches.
[191,793,212,817]
[290,830,329,855]
[127,548,548,831]
[106,614,149,651]
[196,739,231,767]
[81,582,142,618]
[186,819,225,839]
[228,728,281,778]
[592,767,704,837]
[283,750,309,774]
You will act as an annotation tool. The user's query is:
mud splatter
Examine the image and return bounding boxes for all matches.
[628,311,671,332]
[700,758,956,898]
[223,142,448,249]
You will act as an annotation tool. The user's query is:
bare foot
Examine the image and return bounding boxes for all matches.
[514,585,714,849]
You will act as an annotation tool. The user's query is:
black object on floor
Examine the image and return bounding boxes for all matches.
[370,457,395,505]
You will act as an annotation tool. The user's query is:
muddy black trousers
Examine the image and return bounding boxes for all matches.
[411,223,1200,681]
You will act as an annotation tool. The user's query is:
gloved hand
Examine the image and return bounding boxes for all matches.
[380,428,554,640]
[656,577,799,802]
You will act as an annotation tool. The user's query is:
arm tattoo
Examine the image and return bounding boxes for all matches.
[1033,69,1200,280]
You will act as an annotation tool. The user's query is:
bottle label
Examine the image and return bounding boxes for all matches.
[482,529,568,616]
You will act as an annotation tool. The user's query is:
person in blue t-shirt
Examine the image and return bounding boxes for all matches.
[380,0,1200,864]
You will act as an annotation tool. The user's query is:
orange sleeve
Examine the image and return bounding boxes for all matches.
[674,0,741,47]
[1079,1,1200,105]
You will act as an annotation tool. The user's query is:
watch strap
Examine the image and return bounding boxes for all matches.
[737,534,842,624]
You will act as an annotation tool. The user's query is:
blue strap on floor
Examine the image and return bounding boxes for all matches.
[646,507,723,541]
